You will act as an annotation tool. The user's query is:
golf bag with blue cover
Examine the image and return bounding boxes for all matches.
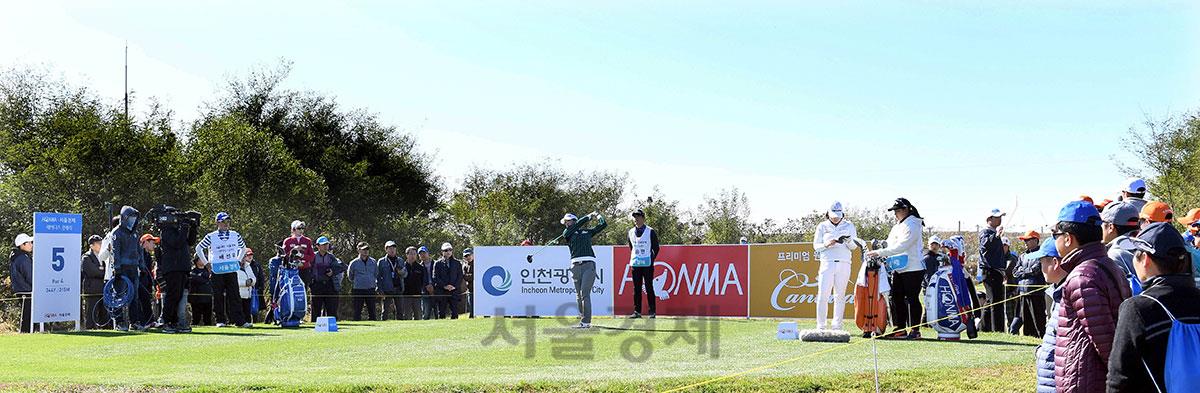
[274,246,307,328]
[925,263,967,340]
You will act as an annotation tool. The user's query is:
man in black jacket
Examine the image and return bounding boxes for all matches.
[1108,222,1200,392]
[153,207,199,334]
[432,243,464,319]
[187,257,214,326]
[81,235,106,329]
[10,234,33,333]
[401,246,427,320]
[978,208,1009,332]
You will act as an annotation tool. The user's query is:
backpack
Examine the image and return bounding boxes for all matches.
[1138,294,1200,393]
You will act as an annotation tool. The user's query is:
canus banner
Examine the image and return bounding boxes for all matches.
[747,243,862,318]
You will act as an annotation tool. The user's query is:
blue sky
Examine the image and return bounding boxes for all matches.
[3,1,1198,231]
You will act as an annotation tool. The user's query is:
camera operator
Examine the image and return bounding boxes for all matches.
[149,205,201,334]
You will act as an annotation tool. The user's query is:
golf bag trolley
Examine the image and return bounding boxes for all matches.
[854,240,890,338]
[272,245,308,328]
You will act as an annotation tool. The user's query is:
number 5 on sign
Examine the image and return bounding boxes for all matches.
[32,212,83,329]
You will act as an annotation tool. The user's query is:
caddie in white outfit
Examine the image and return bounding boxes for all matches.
[812,201,858,330]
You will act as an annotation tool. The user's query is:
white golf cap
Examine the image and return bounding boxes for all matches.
[828,201,845,219]
[13,233,32,247]
[440,242,453,251]
[384,240,397,248]
[1124,178,1148,194]
[560,213,578,225]
[290,220,305,230]
[986,208,1006,218]
[928,235,942,245]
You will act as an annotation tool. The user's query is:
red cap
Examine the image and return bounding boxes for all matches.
[140,234,159,244]
[1080,195,1094,204]
[1176,208,1200,226]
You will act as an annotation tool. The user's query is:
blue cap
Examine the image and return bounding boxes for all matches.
[1057,200,1101,226]
[1024,238,1060,261]
[215,212,231,223]
[1118,222,1186,259]
[316,236,330,245]
[418,246,428,253]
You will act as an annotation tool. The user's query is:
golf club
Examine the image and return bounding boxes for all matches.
[526,211,598,263]
[526,235,564,263]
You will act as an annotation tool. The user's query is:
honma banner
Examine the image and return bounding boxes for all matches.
[613,245,748,317]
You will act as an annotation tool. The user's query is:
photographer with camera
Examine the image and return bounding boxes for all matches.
[148,205,201,334]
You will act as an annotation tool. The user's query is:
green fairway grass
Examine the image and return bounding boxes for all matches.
[0,318,1039,392]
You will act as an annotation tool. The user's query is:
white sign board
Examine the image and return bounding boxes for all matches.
[31,212,83,325]
[474,246,614,318]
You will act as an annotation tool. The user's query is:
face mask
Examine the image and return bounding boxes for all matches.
[125,216,138,231]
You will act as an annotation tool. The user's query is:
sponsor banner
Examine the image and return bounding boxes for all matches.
[613,245,748,317]
[32,212,83,324]
[474,246,614,317]
[748,243,862,318]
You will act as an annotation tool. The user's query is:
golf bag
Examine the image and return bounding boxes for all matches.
[274,266,307,328]
[855,240,890,336]
[925,264,967,339]
[947,252,979,339]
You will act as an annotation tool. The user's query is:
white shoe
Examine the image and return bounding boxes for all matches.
[572,322,591,329]
[215,323,227,328]
[241,323,253,328]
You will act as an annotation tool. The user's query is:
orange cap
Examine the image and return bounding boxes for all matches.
[1017,230,1040,241]
[1140,201,1174,223]
[139,234,160,244]
[1176,208,1200,226]
[1095,199,1114,211]
[1080,195,1094,204]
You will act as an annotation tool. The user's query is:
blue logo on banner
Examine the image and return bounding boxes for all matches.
[482,266,511,296]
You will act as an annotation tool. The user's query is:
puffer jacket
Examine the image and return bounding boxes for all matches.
[875,215,924,274]
[111,206,143,269]
[1036,285,1064,393]
[1054,242,1132,393]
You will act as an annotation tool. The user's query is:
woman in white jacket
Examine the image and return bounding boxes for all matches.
[237,249,257,327]
[866,197,926,339]
[812,201,858,330]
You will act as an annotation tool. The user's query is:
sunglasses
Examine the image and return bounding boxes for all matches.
[1051,231,1066,239]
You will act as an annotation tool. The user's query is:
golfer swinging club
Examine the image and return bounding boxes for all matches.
[812,201,858,331]
[561,211,607,329]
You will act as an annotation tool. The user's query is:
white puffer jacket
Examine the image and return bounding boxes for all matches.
[875,215,925,274]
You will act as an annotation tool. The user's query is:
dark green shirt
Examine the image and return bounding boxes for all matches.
[562,215,607,261]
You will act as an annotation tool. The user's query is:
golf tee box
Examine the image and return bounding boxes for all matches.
[314,316,338,332]
[776,321,798,340]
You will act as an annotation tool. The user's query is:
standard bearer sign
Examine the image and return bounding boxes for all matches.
[31,212,83,325]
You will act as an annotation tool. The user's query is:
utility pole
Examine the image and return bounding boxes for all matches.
[124,42,129,123]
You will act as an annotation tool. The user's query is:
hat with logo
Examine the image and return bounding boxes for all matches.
[829,201,845,219]
[290,220,305,230]
[316,236,331,245]
[384,240,397,248]
[560,213,578,225]
[215,212,231,223]
[1140,201,1174,223]
[986,208,1006,219]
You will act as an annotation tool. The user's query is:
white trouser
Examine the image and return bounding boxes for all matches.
[815,258,852,330]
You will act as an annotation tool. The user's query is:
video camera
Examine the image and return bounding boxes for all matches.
[147,205,202,245]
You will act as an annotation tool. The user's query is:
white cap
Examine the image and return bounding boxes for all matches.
[440,242,453,251]
[986,208,1006,218]
[1125,178,1147,194]
[560,213,578,225]
[828,201,844,219]
[928,235,942,245]
[13,233,32,247]
[384,240,397,248]
[290,220,305,230]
